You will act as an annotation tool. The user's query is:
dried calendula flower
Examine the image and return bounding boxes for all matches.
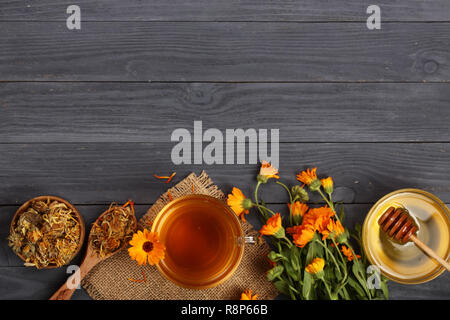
[89,202,136,258]
[8,198,81,269]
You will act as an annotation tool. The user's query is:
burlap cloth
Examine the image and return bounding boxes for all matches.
[82,171,278,300]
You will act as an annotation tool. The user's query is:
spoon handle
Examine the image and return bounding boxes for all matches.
[410,235,450,272]
[49,246,101,300]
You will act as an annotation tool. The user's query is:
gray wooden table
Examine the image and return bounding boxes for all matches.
[0,1,449,300]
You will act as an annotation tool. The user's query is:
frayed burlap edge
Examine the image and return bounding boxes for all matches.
[82,171,278,300]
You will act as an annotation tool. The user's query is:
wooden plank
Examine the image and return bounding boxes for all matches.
[1,22,450,81]
[0,267,92,299]
[1,1,450,22]
[1,82,449,143]
[0,143,448,205]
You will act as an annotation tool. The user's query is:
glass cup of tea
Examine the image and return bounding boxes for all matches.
[151,194,253,289]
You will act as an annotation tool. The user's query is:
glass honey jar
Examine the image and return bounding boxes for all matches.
[363,189,450,284]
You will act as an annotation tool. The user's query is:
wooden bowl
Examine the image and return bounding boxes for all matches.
[10,196,86,269]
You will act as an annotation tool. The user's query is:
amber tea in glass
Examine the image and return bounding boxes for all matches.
[152,194,245,289]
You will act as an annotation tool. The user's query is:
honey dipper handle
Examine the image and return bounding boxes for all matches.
[410,235,450,272]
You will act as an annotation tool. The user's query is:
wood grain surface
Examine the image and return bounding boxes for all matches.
[0,82,449,143]
[1,22,450,81]
[1,1,450,22]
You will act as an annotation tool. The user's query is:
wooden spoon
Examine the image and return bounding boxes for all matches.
[49,203,137,300]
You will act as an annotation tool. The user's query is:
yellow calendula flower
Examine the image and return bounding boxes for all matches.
[296,168,321,191]
[259,213,285,238]
[241,289,258,300]
[227,187,252,222]
[305,257,325,275]
[128,229,166,266]
[257,161,279,183]
[321,177,333,194]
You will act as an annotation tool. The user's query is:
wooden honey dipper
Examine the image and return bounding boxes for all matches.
[378,206,450,272]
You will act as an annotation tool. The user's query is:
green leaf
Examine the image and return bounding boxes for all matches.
[354,223,362,236]
[302,271,313,300]
[290,246,301,271]
[284,260,299,281]
[338,202,345,222]
[306,235,322,263]
[347,276,365,298]
[323,266,336,283]
[268,250,285,262]
[380,279,389,299]
[352,260,370,298]
[267,265,284,281]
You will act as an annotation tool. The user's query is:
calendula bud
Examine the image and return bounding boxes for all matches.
[336,230,349,243]
[242,198,253,210]
[266,265,284,281]
[314,270,325,280]
[291,185,309,202]
[273,227,286,239]
[321,177,334,195]
[257,174,268,184]
[268,251,282,261]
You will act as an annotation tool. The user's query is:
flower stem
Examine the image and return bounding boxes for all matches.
[314,240,342,277]
[317,188,335,213]
[276,181,293,203]
[283,236,293,248]
[276,181,295,225]
[322,279,337,300]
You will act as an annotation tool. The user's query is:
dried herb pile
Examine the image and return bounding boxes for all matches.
[89,204,135,258]
[9,199,81,268]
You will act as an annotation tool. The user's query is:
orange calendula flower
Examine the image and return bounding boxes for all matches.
[321,177,333,194]
[259,213,285,238]
[288,202,309,217]
[321,219,345,241]
[296,168,318,185]
[289,224,315,248]
[305,257,325,275]
[303,206,335,234]
[128,229,166,266]
[241,289,258,300]
[258,161,279,182]
[227,187,252,222]
[341,245,361,261]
